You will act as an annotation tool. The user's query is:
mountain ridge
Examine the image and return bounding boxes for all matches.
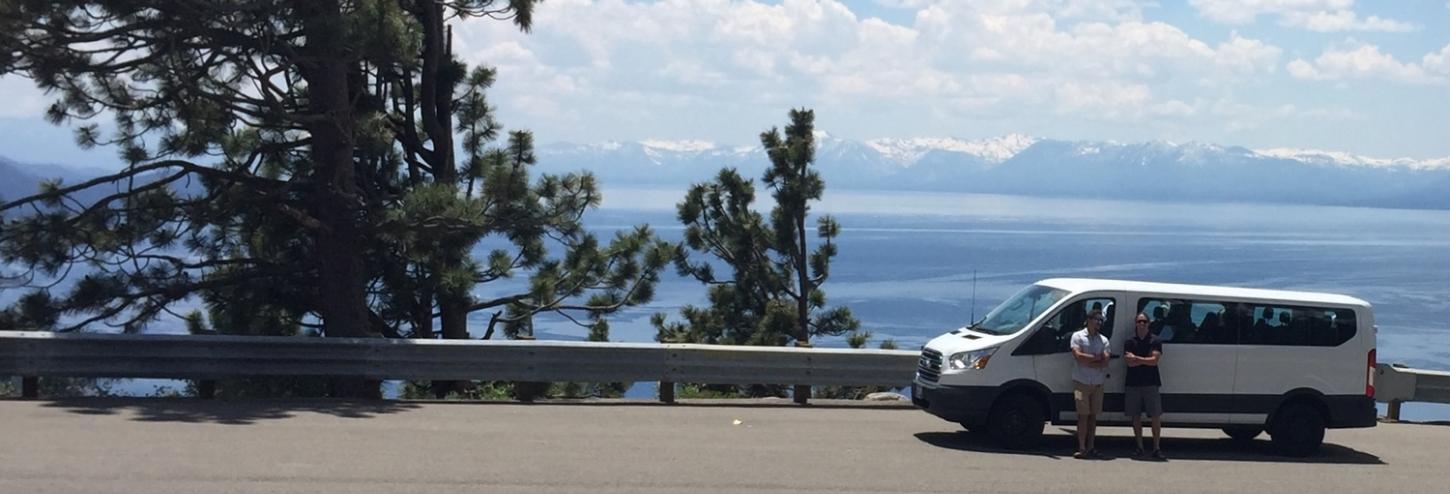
[5,135,1449,210]
[533,135,1450,210]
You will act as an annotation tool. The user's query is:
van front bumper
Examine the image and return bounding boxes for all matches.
[912,380,1001,427]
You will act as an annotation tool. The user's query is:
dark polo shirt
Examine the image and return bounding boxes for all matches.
[1123,333,1163,387]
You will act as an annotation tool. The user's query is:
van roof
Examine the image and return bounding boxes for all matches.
[1036,278,1371,308]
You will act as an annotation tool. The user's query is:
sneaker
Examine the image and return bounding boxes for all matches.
[1152,449,1168,460]
[1134,447,1145,458]
[1073,451,1089,459]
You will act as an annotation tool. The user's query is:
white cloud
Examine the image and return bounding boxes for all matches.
[1214,34,1285,74]
[1282,10,1415,33]
[1422,43,1450,75]
[1211,99,1357,133]
[1190,0,1416,32]
[447,0,1290,140]
[1288,42,1444,84]
[0,76,52,119]
[1151,99,1199,117]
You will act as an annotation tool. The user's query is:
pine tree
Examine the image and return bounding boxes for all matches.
[654,108,859,398]
[0,1,670,397]
[760,109,858,346]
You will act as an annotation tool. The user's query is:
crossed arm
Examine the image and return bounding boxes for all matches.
[1072,344,1111,368]
[1125,349,1162,367]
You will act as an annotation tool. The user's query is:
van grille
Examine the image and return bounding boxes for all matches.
[918,348,943,383]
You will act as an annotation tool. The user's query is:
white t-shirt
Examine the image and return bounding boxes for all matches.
[1071,328,1110,386]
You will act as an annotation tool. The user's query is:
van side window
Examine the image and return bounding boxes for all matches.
[1136,298,1241,344]
[1137,298,1356,346]
[1241,305,1357,347]
[1018,297,1115,355]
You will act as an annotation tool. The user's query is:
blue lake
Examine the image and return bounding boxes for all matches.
[509,187,1450,419]
[28,186,1450,420]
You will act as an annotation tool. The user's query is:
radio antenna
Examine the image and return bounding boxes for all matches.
[971,270,978,324]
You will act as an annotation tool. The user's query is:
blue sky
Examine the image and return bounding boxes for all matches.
[3,0,1450,169]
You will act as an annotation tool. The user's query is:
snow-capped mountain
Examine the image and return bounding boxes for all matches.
[533,134,1450,209]
[865,134,1038,165]
[1254,148,1450,170]
[9,135,1446,212]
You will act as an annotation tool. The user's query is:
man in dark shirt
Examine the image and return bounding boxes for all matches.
[1124,312,1165,459]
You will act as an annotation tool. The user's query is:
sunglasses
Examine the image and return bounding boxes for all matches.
[1136,319,1149,323]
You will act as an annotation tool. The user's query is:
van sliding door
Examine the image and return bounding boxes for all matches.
[1135,297,1239,425]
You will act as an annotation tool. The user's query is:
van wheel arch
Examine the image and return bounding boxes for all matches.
[1266,389,1330,426]
[996,379,1054,419]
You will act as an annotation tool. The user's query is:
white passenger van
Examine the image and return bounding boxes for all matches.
[913,278,1377,456]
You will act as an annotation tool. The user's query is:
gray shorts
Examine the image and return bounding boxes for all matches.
[1124,386,1162,418]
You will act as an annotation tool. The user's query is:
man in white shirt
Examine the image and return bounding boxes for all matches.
[1070,308,1111,459]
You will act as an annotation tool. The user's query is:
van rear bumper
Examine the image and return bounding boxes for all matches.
[1325,395,1377,428]
[912,381,1000,427]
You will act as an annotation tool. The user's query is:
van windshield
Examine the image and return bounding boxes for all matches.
[967,284,1070,336]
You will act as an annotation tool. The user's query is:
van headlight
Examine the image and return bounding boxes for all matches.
[948,347,997,371]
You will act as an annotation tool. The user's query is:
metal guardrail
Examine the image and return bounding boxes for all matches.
[1376,363,1450,420]
[0,331,919,403]
[5,332,1445,414]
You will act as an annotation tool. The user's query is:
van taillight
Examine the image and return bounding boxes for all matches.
[1366,349,1376,398]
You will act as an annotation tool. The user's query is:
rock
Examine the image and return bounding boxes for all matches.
[865,392,908,402]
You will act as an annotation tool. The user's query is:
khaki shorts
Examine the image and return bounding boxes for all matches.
[1073,382,1104,416]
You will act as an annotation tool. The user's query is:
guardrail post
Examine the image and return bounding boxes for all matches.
[793,342,811,405]
[1388,400,1402,421]
[21,376,38,398]
[659,381,675,404]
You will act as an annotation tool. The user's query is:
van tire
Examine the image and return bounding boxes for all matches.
[1269,403,1325,457]
[959,422,987,436]
[1222,427,1262,442]
[988,393,1045,449]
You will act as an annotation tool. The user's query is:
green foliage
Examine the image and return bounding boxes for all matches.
[32,377,117,398]
[653,109,860,399]
[0,0,663,364]
[655,109,859,347]
[181,377,333,399]
[400,381,514,401]
[676,383,750,400]
[183,310,211,335]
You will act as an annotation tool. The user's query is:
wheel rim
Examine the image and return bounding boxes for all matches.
[1289,417,1312,441]
[1003,409,1027,436]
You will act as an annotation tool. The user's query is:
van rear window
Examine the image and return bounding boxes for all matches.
[1135,298,1357,346]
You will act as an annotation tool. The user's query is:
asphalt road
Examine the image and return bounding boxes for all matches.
[1,398,1445,493]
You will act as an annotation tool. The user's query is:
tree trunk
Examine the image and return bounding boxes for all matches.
[795,211,810,344]
[417,1,455,183]
[418,2,468,344]
[300,0,379,398]
[413,269,435,339]
[419,6,471,396]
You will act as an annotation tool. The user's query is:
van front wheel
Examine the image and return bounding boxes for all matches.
[1269,403,1325,457]
[988,393,1045,449]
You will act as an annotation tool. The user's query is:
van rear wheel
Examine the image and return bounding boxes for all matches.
[1222,427,1262,442]
[1269,403,1325,457]
[988,393,1045,449]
